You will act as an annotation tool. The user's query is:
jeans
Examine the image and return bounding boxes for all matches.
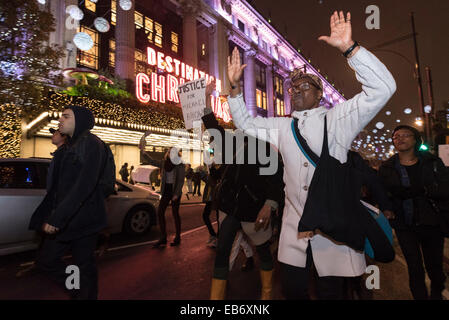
[202,202,217,237]
[213,214,273,280]
[280,243,345,300]
[395,225,446,300]
[157,183,181,240]
[37,233,99,300]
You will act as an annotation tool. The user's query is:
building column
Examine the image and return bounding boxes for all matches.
[180,0,203,68]
[266,65,274,117]
[284,78,291,115]
[49,0,77,70]
[209,19,230,93]
[115,0,135,87]
[243,49,257,117]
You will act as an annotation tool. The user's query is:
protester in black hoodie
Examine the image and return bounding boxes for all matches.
[29,105,108,300]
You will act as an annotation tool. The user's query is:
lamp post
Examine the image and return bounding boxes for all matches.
[369,12,432,144]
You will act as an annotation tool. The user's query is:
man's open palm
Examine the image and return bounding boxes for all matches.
[318,11,353,52]
[227,47,246,85]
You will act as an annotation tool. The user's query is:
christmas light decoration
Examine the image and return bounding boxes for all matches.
[119,0,132,11]
[94,17,110,33]
[73,32,94,51]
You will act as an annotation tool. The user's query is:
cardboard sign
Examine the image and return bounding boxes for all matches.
[439,144,449,166]
[178,78,207,129]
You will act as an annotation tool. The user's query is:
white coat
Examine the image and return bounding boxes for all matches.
[227,47,396,277]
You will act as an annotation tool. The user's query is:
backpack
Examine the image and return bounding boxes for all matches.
[99,142,116,198]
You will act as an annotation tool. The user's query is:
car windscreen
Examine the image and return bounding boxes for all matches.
[0,162,47,189]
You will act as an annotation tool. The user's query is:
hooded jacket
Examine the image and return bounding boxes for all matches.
[30,105,107,240]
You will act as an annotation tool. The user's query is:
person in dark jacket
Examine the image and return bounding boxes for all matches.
[201,81,284,300]
[138,144,186,247]
[185,164,194,195]
[202,162,224,247]
[17,128,68,278]
[119,163,129,182]
[345,150,394,299]
[379,125,449,300]
[29,105,108,300]
[192,167,202,196]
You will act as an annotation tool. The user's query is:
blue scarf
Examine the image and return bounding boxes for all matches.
[394,156,414,226]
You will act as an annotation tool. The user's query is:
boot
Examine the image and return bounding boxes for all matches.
[210,278,226,300]
[260,269,273,300]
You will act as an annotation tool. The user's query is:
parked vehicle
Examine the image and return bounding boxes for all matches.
[0,158,160,256]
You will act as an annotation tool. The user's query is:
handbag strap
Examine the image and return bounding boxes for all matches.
[291,116,328,167]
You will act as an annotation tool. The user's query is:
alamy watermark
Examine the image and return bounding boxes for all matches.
[365,5,380,30]
[162,125,281,176]
[65,265,80,290]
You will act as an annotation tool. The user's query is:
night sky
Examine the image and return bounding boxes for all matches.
[250,0,449,135]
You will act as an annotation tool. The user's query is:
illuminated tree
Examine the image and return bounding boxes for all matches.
[0,0,64,115]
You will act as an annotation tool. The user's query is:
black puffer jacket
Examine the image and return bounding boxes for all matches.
[379,152,449,230]
[29,106,107,240]
[202,112,284,222]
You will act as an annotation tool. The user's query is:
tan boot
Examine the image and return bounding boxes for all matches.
[210,278,226,300]
[260,269,273,300]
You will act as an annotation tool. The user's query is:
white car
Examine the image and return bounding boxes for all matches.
[0,158,160,256]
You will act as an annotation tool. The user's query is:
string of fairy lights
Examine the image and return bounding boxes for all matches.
[0,104,22,158]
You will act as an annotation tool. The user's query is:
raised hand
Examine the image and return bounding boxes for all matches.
[227,47,247,86]
[318,11,354,53]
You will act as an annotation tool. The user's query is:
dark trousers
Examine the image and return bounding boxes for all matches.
[36,233,99,300]
[193,180,201,196]
[395,226,446,300]
[203,202,217,237]
[213,214,273,280]
[280,244,345,300]
[158,184,181,240]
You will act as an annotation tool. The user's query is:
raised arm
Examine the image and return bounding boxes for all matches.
[226,47,286,147]
[322,11,396,149]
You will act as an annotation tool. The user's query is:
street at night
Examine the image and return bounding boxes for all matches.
[1,0,449,312]
[1,195,448,300]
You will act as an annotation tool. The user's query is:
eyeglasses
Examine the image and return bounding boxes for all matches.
[392,134,414,140]
[287,82,319,95]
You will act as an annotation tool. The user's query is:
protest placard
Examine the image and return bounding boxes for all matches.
[178,78,207,129]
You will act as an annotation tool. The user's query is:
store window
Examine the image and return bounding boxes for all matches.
[238,20,245,33]
[135,49,147,75]
[274,75,285,116]
[145,17,154,43]
[77,26,99,70]
[85,0,96,12]
[109,39,115,67]
[255,61,267,110]
[276,98,285,116]
[171,32,178,53]
[111,0,116,26]
[135,11,144,30]
[201,43,206,56]
[155,22,162,48]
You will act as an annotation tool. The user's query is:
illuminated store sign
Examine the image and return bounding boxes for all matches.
[136,47,231,122]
